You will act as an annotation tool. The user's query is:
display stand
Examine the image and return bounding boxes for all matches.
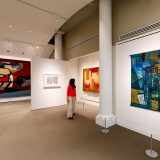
[101,117,109,134]
[79,98,110,133]
[80,98,109,133]
[82,101,86,110]
[6,98,13,106]
[145,135,158,158]
[79,98,99,110]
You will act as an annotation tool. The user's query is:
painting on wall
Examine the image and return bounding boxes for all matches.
[131,50,160,112]
[0,58,31,98]
[83,67,99,93]
[43,74,61,88]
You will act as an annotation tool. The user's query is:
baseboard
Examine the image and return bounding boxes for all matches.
[0,96,31,103]
[10,96,31,101]
[117,117,160,141]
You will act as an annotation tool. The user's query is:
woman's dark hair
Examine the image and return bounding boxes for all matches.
[69,78,76,88]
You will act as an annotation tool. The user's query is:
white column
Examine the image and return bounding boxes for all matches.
[96,0,116,128]
[55,33,63,60]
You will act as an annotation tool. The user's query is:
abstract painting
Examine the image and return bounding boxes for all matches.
[43,74,61,88]
[131,50,160,112]
[83,67,99,93]
[0,58,31,98]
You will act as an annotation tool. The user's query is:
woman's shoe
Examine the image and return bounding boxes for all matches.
[68,117,73,120]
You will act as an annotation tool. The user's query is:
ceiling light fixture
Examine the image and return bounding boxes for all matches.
[36,46,39,49]
[29,30,31,33]
[9,25,13,28]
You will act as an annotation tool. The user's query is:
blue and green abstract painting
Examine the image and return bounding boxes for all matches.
[131,50,160,112]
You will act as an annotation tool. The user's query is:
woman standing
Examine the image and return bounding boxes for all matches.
[67,78,76,120]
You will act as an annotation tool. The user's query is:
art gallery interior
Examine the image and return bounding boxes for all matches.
[0,0,160,160]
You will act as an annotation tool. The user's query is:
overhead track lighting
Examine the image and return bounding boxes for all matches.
[16,0,67,21]
[0,37,47,48]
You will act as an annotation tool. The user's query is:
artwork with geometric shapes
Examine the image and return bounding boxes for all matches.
[43,74,61,88]
[0,58,31,98]
[131,50,160,112]
[83,67,99,93]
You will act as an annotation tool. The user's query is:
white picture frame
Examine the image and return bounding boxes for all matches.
[43,74,61,88]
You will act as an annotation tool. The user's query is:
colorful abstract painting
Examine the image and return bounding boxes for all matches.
[0,58,31,98]
[83,67,99,93]
[131,50,160,112]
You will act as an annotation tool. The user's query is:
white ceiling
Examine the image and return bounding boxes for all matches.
[0,0,93,46]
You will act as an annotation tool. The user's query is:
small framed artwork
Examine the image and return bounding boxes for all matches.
[43,74,61,88]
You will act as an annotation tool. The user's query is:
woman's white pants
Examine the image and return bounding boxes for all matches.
[67,96,76,118]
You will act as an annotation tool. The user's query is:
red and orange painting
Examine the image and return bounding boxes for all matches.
[83,67,99,93]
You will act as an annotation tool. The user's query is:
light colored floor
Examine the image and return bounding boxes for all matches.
[0,100,159,160]
[75,101,99,120]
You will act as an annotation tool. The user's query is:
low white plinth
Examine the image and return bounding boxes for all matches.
[96,114,116,128]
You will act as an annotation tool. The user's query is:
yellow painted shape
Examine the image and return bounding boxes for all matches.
[0,68,10,75]
[131,89,139,103]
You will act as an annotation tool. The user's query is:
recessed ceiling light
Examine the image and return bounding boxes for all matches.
[36,46,39,49]
[29,30,31,33]
[9,25,12,28]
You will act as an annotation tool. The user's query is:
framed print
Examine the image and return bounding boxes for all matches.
[43,74,61,88]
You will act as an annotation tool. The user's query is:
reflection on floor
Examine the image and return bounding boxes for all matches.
[0,100,159,160]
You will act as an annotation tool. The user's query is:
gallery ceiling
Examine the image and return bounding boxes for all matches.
[0,0,93,46]
[60,0,99,33]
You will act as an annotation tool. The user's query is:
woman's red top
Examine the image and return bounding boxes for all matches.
[67,84,76,97]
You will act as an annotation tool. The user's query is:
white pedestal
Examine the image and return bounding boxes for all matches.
[96,114,116,128]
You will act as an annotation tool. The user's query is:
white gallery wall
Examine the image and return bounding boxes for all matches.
[116,31,160,141]
[0,55,31,103]
[69,52,100,106]
[68,59,79,99]
[31,57,69,110]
